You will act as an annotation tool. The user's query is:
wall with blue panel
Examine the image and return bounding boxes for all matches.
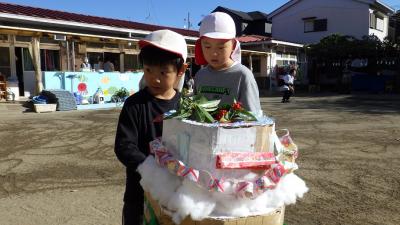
[43,71,143,102]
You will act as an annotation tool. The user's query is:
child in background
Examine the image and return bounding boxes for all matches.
[194,12,261,113]
[114,29,188,225]
[280,68,295,103]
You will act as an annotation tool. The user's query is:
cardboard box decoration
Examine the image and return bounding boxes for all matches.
[162,119,274,178]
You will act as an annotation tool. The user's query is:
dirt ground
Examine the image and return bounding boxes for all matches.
[0,94,399,225]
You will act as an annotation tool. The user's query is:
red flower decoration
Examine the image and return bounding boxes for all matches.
[232,102,242,110]
[77,83,87,92]
[215,109,228,121]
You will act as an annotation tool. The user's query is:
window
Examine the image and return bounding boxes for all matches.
[304,18,327,32]
[376,17,384,31]
[265,23,272,33]
[104,43,119,49]
[304,20,314,32]
[40,36,59,44]
[16,36,32,42]
[87,42,104,48]
[276,60,295,67]
[241,56,260,72]
[87,52,104,70]
[370,13,384,31]
[124,43,138,50]
[242,57,249,68]
[124,54,140,71]
[22,48,34,71]
[0,47,11,77]
[370,13,376,28]
[21,48,60,71]
[252,56,261,73]
[0,34,8,42]
[40,49,60,71]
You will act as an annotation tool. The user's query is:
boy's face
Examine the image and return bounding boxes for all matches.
[201,37,235,70]
[143,63,185,99]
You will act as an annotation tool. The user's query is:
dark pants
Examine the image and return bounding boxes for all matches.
[122,201,143,225]
[282,90,293,102]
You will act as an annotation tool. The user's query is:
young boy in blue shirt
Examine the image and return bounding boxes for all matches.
[114,29,188,225]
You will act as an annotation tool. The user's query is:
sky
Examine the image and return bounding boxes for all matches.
[2,0,400,30]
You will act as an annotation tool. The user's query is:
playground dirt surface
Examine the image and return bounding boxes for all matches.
[0,94,399,225]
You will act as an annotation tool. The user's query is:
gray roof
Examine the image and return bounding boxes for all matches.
[213,6,268,21]
[248,11,269,20]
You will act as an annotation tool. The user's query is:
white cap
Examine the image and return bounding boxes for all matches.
[195,12,241,65]
[139,29,187,62]
[199,12,236,39]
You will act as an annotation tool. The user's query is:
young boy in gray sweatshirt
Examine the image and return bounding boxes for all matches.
[194,12,261,113]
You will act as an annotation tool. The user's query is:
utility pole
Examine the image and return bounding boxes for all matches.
[184,12,192,30]
[188,12,191,30]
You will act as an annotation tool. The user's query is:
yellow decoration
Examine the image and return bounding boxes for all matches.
[103,89,109,96]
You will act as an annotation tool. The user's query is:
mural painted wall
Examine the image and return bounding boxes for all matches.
[42,71,143,102]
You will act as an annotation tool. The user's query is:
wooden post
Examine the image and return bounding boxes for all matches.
[30,36,43,95]
[9,35,17,80]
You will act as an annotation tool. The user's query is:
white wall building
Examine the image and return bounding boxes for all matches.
[268,0,395,44]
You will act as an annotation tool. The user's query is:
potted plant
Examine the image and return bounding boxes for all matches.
[111,87,129,103]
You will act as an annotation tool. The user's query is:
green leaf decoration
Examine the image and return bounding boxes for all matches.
[238,110,257,121]
[197,99,221,109]
[196,105,215,123]
[204,107,218,112]
[164,94,257,123]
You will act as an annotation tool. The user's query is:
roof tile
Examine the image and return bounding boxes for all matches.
[0,2,199,37]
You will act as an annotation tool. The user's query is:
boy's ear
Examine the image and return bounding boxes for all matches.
[231,39,236,51]
[177,63,189,77]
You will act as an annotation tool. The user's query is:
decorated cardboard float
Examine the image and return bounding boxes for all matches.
[138,95,308,225]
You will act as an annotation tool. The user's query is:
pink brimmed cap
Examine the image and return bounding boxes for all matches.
[139,29,187,63]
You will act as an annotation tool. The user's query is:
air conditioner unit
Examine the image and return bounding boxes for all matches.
[54,34,66,41]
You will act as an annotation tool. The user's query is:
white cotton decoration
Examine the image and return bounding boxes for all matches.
[170,180,216,223]
[137,157,181,206]
[137,156,309,224]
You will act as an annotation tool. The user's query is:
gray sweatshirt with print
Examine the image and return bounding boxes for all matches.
[194,63,261,113]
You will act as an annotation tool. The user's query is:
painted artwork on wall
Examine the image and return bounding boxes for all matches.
[42,71,143,102]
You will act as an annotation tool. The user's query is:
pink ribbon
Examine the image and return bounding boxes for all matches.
[149,139,293,198]
[209,178,225,192]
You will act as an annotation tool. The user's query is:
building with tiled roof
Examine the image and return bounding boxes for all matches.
[0,2,201,97]
[0,2,199,37]
[0,2,305,99]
